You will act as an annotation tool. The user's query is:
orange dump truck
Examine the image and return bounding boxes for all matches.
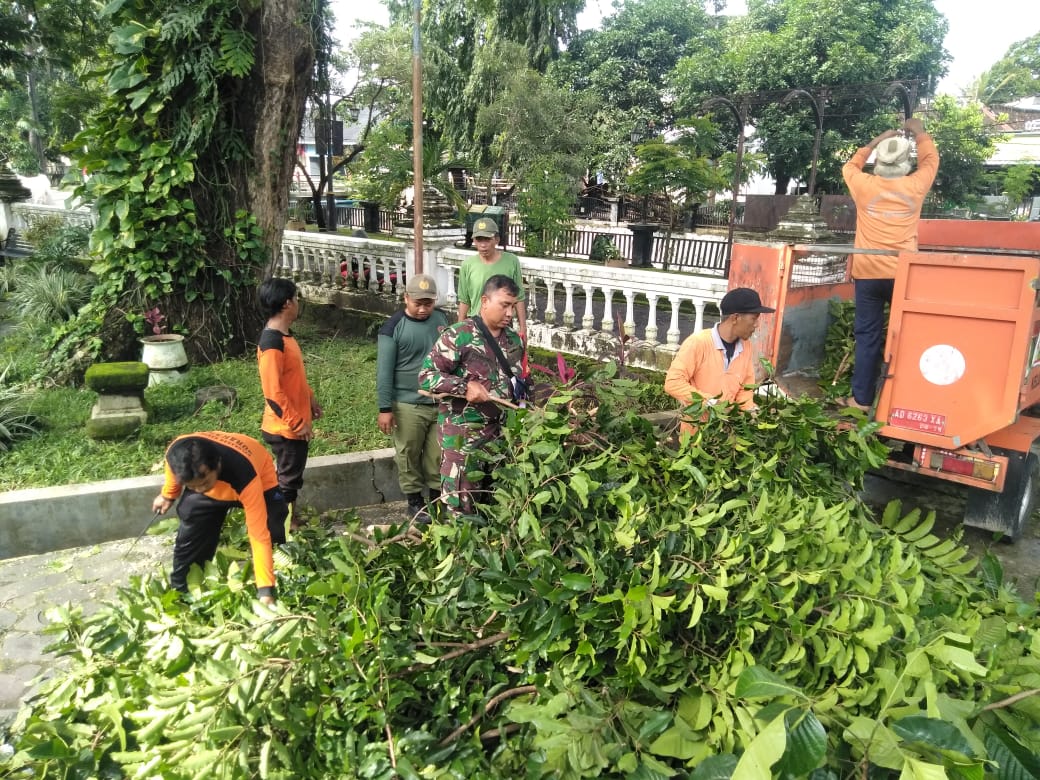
[729,221,1040,539]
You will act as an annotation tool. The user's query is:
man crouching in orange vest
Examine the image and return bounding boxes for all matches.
[664,288,775,434]
[152,431,288,605]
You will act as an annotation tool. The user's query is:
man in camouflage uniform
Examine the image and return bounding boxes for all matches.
[418,274,525,517]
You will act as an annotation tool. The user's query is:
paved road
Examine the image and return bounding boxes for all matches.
[0,530,174,726]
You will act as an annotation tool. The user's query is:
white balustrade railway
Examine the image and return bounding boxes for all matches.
[12,203,95,230]
[9,202,727,369]
[276,232,727,368]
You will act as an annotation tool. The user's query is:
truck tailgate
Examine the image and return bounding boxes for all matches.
[876,251,1040,449]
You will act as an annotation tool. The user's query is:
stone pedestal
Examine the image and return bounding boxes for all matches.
[768,195,835,243]
[84,362,149,439]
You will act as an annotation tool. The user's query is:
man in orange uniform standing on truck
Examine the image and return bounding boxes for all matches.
[841,117,939,411]
[152,431,288,604]
[664,287,775,433]
[257,277,322,527]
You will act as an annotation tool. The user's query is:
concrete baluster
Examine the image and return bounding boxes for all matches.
[693,299,706,332]
[667,295,682,345]
[320,247,335,288]
[563,283,575,328]
[600,287,615,333]
[581,283,595,330]
[623,290,637,340]
[527,276,539,323]
[645,294,659,344]
[543,280,557,325]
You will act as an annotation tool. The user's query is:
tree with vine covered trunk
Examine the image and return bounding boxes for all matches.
[44,0,321,377]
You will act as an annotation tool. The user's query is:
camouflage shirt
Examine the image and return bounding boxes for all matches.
[418,318,524,424]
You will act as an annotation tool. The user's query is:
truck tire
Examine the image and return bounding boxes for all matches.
[963,450,1039,541]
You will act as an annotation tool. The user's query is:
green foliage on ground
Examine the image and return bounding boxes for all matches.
[0,375,40,453]
[818,298,856,401]
[818,298,889,403]
[0,329,386,490]
[5,367,1040,778]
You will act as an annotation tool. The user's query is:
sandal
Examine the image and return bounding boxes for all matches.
[835,396,870,411]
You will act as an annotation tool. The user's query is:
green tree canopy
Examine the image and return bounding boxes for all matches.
[922,94,1002,206]
[46,0,319,378]
[384,0,581,155]
[475,41,593,182]
[0,0,109,173]
[976,30,1040,105]
[549,0,717,184]
[625,118,727,228]
[673,0,949,193]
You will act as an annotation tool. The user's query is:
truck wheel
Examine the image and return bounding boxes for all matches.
[963,451,1039,541]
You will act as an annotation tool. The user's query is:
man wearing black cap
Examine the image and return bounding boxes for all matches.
[664,287,775,432]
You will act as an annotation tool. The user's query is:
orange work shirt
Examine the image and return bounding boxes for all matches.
[161,431,279,591]
[664,326,756,432]
[842,133,939,279]
[257,328,314,439]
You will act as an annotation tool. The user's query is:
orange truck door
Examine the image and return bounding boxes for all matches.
[876,251,1040,451]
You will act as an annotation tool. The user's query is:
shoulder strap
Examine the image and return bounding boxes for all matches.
[472,316,515,379]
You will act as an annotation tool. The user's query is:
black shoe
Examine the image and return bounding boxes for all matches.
[406,493,430,525]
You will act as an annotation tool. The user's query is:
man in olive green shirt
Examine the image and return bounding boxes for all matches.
[456,217,528,339]
[377,274,450,523]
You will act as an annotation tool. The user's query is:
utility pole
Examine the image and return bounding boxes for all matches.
[411,0,424,269]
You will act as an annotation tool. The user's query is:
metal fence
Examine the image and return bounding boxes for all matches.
[499,223,729,275]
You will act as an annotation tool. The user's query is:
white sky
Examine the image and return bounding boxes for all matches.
[330,0,1040,98]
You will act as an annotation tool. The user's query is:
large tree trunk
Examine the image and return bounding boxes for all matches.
[246,3,316,275]
[167,1,316,362]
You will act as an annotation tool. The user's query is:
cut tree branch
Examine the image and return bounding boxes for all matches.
[439,685,538,746]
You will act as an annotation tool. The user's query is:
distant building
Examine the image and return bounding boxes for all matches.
[294,108,370,187]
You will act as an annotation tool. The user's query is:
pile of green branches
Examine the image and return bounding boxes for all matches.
[4,367,1040,779]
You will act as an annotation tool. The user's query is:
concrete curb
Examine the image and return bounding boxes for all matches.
[0,448,404,560]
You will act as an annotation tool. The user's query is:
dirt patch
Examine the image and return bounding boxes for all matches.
[863,471,1040,594]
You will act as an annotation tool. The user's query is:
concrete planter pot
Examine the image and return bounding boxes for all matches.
[140,334,189,385]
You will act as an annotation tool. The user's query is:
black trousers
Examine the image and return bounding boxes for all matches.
[262,433,309,504]
[170,488,288,592]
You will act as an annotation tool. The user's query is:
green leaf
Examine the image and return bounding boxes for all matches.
[926,644,987,676]
[735,667,804,700]
[984,725,1040,780]
[892,716,974,758]
[691,755,738,780]
[844,718,904,770]
[898,758,949,780]
[561,573,593,591]
[733,714,786,779]
[776,708,827,776]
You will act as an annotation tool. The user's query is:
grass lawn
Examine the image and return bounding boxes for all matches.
[1,322,386,490]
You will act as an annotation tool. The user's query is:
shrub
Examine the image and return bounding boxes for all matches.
[589,235,623,263]
[6,264,93,323]
[0,373,41,452]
